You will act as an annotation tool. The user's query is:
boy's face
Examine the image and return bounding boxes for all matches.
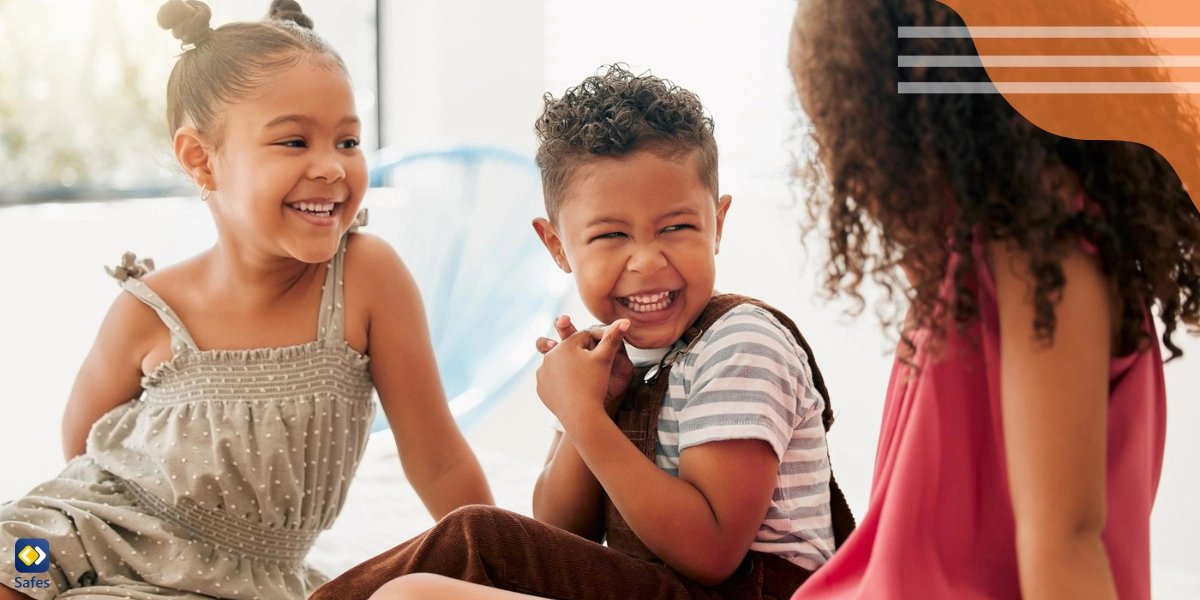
[534,149,732,349]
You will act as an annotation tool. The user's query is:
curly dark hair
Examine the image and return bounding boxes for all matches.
[534,64,719,221]
[790,0,1200,360]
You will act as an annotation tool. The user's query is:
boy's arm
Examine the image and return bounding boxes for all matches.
[567,416,778,584]
[540,324,782,585]
[352,234,494,517]
[532,315,632,541]
[532,430,606,541]
[990,240,1117,600]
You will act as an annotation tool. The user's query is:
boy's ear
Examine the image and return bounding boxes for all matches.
[714,194,733,255]
[532,217,571,273]
[173,126,216,192]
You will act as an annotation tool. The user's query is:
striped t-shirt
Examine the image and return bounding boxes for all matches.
[646,304,834,570]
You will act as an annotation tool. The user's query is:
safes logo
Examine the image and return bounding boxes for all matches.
[14,538,49,574]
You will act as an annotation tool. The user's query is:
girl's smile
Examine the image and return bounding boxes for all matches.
[198,59,368,265]
[285,197,345,226]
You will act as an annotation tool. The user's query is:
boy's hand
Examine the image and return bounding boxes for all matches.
[536,316,634,417]
[536,319,631,427]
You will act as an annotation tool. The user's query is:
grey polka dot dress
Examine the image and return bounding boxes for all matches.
[1,213,376,599]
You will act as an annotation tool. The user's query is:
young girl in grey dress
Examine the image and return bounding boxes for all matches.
[0,1,492,598]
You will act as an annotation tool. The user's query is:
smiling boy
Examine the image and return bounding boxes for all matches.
[311,66,853,600]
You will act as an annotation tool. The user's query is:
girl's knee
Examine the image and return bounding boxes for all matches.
[0,585,36,600]
[369,573,452,600]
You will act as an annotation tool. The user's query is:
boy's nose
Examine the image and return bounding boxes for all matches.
[627,244,668,275]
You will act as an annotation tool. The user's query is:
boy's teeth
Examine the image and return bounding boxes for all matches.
[622,291,674,313]
[628,291,669,304]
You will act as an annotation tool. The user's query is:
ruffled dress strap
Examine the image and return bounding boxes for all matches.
[317,209,368,348]
[105,252,199,355]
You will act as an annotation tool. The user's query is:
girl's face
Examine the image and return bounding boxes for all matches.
[207,58,367,264]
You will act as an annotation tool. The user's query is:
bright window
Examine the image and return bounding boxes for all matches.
[0,0,377,204]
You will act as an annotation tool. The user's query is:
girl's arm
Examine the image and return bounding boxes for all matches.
[351,234,493,517]
[989,240,1117,600]
[539,326,779,585]
[61,292,158,459]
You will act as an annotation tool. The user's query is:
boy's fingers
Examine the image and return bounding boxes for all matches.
[593,320,630,362]
[555,315,578,340]
[535,337,558,354]
[565,329,596,348]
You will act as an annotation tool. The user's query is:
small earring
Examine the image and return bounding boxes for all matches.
[200,184,211,202]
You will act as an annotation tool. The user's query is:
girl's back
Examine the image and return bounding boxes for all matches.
[799,230,1167,599]
[788,0,1198,598]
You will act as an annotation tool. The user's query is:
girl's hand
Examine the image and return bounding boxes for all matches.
[535,319,630,428]
[535,316,634,416]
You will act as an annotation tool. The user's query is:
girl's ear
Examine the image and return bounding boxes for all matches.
[174,126,216,191]
[532,217,571,273]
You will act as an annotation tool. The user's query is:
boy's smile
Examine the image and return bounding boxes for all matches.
[535,149,731,349]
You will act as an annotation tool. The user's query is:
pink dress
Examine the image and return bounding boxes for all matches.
[795,238,1167,600]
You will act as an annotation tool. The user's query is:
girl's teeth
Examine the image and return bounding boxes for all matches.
[292,202,335,214]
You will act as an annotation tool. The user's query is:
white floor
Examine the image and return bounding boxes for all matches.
[2,189,1197,597]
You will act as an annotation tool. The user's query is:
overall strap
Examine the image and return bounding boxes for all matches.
[603,294,771,562]
[700,294,857,548]
[106,252,199,355]
[606,293,856,554]
[317,209,369,347]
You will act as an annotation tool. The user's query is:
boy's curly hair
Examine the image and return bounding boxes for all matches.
[535,65,719,222]
[790,0,1200,360]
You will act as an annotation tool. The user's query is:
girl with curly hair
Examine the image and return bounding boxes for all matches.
[789,1,1199,599]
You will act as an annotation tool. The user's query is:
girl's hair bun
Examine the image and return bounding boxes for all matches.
[157,0,214,47]
[268,0,314,30]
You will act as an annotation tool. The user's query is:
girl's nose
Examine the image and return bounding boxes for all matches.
[310,148,346,182]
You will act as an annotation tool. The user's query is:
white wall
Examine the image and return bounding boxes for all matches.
[378,0,545,154]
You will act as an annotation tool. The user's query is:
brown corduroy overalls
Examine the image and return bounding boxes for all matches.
[310,294,855,600]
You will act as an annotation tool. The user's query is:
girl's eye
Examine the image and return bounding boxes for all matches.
[338,138,360,150]
[593,232,626,241]
[278,139,307,148]
[663,224,694,233]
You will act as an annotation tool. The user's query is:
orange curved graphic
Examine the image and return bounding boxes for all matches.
[927,0,1200,211]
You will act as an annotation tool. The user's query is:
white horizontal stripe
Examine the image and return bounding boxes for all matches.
[900,55,1200,68]
[899,26,1200,39]
[898,81,1200,94]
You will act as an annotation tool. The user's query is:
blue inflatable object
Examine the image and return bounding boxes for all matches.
[365,146,570,434]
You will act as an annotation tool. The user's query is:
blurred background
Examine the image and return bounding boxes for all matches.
[0,0,1196,596]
